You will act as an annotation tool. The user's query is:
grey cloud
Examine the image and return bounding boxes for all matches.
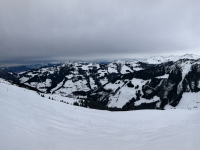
[1,0,200,66]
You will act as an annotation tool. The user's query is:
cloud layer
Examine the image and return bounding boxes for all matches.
[1,0,200,65]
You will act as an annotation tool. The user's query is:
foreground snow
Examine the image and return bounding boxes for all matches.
[0,79,200,150]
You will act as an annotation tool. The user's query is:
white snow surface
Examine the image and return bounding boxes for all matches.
[107,78,149,108]
[166,92,200,110]
[108,66,118,73]
[89,77,97,89]
[99,78,108,85]
[19,76,29,83]
[120,65,133,74]
[0,78,200,150]
[107,85,136,108]
[156,74,169,79]
[53,79,90,97]
[134,96,160,106]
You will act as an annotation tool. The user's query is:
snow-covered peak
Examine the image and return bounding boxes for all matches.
[179,54,200,60]
[143,56,166,64]
[142,54,200,64]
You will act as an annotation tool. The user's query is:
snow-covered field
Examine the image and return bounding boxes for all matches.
[0,79,200,150]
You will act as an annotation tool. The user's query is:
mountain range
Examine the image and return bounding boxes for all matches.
[1,54,200,111]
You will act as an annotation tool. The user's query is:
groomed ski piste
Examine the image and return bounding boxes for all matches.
[0,78,200,150]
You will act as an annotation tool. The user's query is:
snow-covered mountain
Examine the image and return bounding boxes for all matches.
[143,54,200,64]
[2,54,200,110]
[91,59,200,110]
[0,78,200,150]
[17,61,152,96]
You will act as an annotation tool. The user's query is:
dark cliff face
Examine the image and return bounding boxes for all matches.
[6,58,200,110]
[0,69,19,83]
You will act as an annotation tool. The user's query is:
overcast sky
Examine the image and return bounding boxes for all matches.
[1,0,200,66]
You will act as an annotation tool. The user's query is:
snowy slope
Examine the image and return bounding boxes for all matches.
[0,78,200,150]
[165,92,200,110]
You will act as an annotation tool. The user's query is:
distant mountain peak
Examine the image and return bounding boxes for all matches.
[180,53,200,59]
[142,54,200,64]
